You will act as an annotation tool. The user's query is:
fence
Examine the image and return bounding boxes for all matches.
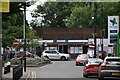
[13,64,23,80]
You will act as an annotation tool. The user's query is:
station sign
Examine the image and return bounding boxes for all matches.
[108,16,119,45]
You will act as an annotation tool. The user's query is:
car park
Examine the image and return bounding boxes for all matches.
[42,50,70,61]
[76,54,88,66]
[98,57,120,80]
[83,58,103,78]
[15,51,34,58]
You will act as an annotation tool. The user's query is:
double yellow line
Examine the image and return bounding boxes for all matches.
[31,71,36,80]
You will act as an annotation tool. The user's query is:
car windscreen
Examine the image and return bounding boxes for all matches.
[78,55,88,59]
[89,61,103,64]
[106,59,120,65]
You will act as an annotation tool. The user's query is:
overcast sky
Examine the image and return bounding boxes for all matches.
[26,0,47,24]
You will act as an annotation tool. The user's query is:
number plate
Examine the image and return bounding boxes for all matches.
[112,73,120,75]
[94,67,98,69]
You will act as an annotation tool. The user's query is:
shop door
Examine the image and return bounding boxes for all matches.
[58,45,68,53]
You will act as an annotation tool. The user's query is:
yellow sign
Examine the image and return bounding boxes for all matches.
[0,0,10,13]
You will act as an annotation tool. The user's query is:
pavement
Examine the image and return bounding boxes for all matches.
[2,67,36,80]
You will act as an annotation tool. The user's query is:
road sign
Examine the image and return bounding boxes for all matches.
[89,44,95,49]
[0,0,10,13]
[13,40,19,46]
[108,16,119,45]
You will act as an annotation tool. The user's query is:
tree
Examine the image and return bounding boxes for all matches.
[2,2,39,48]
[30,2,120,37]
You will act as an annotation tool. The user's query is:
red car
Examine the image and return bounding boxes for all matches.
[15,51,33,58]
[83,58,103,78]
[76,54,88,66]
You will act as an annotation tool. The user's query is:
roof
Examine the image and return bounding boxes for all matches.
[42,28,102,40]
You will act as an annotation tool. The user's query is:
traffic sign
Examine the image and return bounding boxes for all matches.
[13,40,19,46]
[0,0,10,13]
[89,44,95,49]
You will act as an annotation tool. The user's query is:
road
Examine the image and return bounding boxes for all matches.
[27,61,98,80]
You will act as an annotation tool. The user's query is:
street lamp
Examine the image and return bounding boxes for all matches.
[23,2,27,72]
[23,0,36,72]
[92,16,96,58]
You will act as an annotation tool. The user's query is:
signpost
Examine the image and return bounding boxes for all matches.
[108,16,119,56]
[108,16,119,45]
[0,0,9,79]
[116,34,119,56]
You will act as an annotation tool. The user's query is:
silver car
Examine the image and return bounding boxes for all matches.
[98,57,120,80]
[42,50,70,61]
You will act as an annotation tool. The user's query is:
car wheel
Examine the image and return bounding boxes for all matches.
[83,74,88,78]
[76,64,79,66]
[61,56,66,61]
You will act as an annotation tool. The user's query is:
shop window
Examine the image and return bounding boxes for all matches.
[70,46,83,54]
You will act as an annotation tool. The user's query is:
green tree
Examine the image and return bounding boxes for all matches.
[2,2,39,48]
[30,2,120,37]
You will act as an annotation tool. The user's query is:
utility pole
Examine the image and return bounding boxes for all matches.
[93,2,97,58]
[23,2,26,72]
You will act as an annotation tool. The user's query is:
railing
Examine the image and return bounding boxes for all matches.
[13,64,23,80]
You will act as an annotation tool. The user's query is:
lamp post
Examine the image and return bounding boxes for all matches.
[22,0,36,72]
[93,2,97,58]
[23,2,27,72]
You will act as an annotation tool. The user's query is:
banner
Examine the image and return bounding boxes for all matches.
[0,0,10,13]
[108,16,119,45]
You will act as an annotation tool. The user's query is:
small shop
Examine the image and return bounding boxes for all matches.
[39,40,89,58]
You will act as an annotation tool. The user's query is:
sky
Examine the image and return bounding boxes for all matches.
[26,0,48,24]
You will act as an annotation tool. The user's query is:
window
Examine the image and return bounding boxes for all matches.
[52,51,58,54]
[106,59,120,65]
[45,51,52,54]
[70,46,83,54]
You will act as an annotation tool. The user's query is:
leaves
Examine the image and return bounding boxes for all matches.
[2,2,39,47]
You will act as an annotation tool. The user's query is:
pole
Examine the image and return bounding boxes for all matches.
[101,30,104,59]
[94,2,97,58]
[116,34,119,56]
[23,3,26,72]
[0,12,2,80]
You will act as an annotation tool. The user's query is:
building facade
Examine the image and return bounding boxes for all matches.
[40,28,102,58]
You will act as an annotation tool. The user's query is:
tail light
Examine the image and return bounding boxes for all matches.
[86,65,93,69]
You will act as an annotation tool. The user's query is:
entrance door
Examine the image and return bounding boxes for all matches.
[63,45,68,53]
[58,45,68,53]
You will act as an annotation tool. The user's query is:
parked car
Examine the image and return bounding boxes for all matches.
[76,54,89,66]
[15,51,34,58]
[42,50,70,61]
[98,57,120,80]
[83,58,103,78]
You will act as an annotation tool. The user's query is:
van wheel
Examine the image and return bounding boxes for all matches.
[61,56,66,61]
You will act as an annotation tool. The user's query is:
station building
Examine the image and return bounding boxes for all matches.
[39,28,102,58]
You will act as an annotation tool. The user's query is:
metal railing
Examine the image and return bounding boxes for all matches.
[13,64,23,80]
